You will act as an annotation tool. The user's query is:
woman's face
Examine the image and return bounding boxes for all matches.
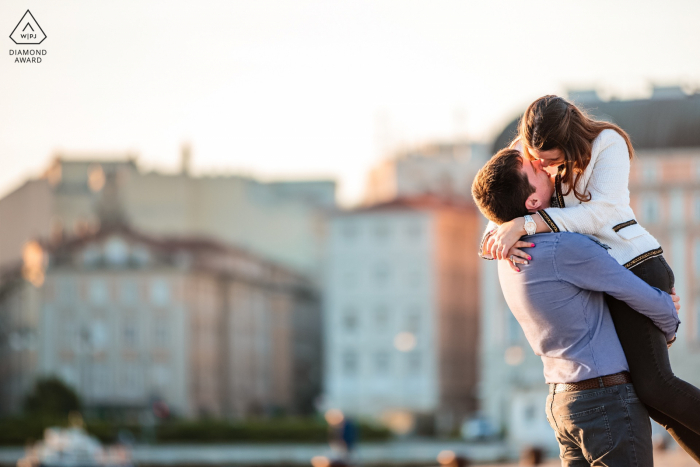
[527,147,565,169]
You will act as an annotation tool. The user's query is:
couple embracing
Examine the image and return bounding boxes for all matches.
[471,95,700,466]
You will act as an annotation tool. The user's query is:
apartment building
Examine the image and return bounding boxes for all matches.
[323,195,482,434]
[0,224,321,418]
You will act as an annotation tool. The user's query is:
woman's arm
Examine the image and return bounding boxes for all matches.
[485,213,549,260]
[538,130,631,235]
[486,130,630,259]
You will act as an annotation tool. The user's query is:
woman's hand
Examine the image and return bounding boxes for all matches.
[504,241,535,272]
[486,217,526,260]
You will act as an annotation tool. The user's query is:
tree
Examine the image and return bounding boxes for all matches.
[23,377,81,418]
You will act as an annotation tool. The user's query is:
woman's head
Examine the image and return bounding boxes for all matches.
[517,95,634,202]
[520,95,570,167]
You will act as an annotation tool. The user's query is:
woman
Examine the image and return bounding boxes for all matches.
[483,95,700,461]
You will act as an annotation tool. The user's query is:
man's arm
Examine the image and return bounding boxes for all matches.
[554,234,680,341]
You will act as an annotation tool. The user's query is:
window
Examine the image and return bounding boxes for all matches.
[150,279,170,307]
[374,351,390,373]
[342,271,358,289]
[105,237,129,266]
[91,364,110,396]
[669,189,684,225]
[375,305,389,328]
[153,365,170,388]
[506,309,523,345]
[406,312,421,333]
[524,404,536,421]
[342,308,358,331]
[406,271,421,288]
[132,245,150,267]
[123,365,142,395]
[89,279,109,306]
[374,221,390,241]
[642,161,659,183]
[407,353,421,374]
[59,366,78,388]
[154,322,169,348]
[640,195,661,224]
[406,221,422,239]
[342,351,358,375]
[693,193,700,223]
[83,244,101,266]
[374,265,390,286]
[57,279,77,304]
[123,324,138,346]
[62,322,77,348]
[120,279,139,305]
[90,321,109,350]
[341,221,358,240]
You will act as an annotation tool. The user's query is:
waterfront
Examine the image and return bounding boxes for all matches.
[0,441,695,467]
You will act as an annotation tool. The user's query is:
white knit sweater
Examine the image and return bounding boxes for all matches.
[481,129,662,268]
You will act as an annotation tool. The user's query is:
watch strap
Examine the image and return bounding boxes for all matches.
[524,215,536,236]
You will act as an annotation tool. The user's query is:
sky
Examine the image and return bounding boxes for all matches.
[1,0,699,205]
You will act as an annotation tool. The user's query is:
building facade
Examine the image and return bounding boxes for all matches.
[0,226,321,419]
[480,88,700,450]
[323,196,482,434]
[364,142,490,206]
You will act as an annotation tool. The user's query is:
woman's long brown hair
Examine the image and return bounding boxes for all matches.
[517,95,634,202]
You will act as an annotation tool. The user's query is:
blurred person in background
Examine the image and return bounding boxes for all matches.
[476,95,700,463]
[472,148,682,466]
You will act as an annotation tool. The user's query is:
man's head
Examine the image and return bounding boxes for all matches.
[471,148,554,224]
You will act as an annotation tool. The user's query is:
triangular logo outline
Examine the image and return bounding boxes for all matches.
[10,10,47,45]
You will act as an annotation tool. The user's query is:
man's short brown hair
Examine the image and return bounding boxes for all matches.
[471,148,535,224]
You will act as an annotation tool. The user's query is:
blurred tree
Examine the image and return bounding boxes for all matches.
[23,377,81,418]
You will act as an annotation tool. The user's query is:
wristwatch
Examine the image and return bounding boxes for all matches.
[523,215,537,236]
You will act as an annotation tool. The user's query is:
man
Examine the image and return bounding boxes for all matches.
[471,148,681,466]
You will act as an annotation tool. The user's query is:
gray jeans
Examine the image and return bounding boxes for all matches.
[545,383,653,466]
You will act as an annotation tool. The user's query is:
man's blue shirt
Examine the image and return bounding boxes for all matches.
[498,232,679,384]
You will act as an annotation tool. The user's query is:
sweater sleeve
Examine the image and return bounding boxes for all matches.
[539,130,631,235]
[478,220,498,259]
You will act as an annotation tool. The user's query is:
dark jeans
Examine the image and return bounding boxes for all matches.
[606,255,700,463]
[546,383,652,466]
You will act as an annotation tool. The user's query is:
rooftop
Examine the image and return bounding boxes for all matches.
[332,194,476,216]
[492,88,700,154]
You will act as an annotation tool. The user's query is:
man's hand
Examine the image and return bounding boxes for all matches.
[487,217,526,260]
[668,287,680,349]
[671,287,681,313]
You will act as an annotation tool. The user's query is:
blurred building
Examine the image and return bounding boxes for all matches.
[482,87,700,449]
[323,195,482,434]
[0,149,335,279]
[363,142,490,205]
[0,221,321,418]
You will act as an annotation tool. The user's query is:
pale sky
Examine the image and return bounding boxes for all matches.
[2,0,699,204]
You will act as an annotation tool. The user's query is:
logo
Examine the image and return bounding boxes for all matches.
[10,10,46,45]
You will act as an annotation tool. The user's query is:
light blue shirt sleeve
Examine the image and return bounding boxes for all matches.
[554,235,680,341]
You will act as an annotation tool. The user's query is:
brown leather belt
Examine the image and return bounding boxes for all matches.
[549,371,632,395]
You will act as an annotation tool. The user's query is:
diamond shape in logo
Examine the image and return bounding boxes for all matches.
[10,10,46,45]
